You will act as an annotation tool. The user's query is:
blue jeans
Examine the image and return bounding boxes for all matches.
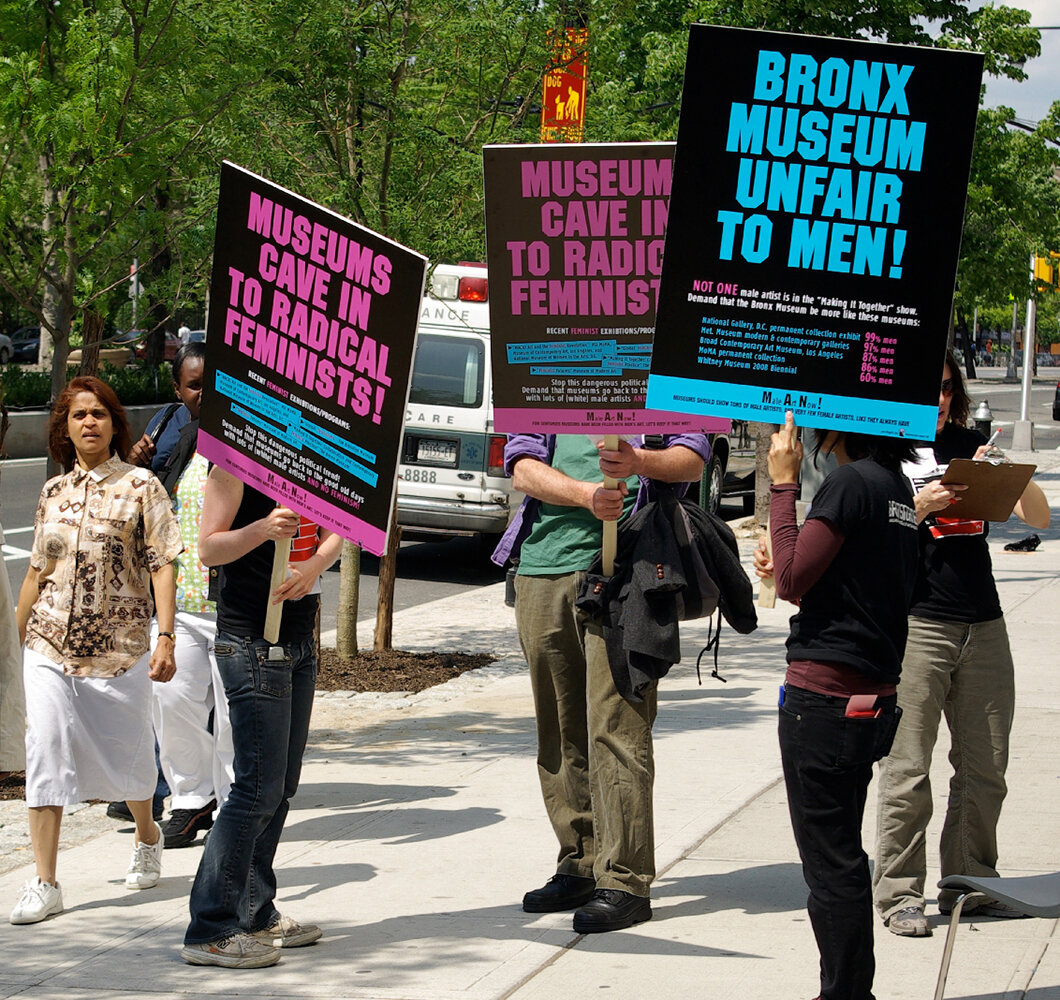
[779,685,900,1000]
[184,633,317,944]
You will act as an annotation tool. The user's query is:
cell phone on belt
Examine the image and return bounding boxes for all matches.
[845,695,881,719]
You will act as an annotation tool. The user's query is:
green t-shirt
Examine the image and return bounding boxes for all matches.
[517,435,639,576]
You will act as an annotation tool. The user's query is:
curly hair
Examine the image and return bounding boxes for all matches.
[48,376,132,470]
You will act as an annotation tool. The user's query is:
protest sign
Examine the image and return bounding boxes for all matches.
[484,142,727,434]
[198,162,427,556]
[646,26,983,439]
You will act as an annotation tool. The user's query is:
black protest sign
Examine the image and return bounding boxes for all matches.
[484,142,724,433]
[646,26,982,438]
[198,162,426,555]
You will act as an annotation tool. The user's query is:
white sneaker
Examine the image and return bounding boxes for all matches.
[10,876,63,924]
[125,821,164,889]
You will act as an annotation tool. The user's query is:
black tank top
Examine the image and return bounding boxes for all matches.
[216,485,319,641]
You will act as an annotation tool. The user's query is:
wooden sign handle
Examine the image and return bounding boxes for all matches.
[601,433,619,576]
[263,536,292,643]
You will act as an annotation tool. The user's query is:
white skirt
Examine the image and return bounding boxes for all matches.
[23,649,157,808]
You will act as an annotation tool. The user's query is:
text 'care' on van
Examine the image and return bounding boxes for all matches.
[397,263,518,543]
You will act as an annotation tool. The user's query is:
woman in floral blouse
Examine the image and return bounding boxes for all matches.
[12,376,182,925]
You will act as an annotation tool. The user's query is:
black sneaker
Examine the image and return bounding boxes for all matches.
[1004,534,1041,552]
[161,801,216,848]
[106,800,163,822]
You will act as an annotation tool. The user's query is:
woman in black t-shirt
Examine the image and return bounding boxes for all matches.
[754,411,919,1000]
[872,356,1049,938]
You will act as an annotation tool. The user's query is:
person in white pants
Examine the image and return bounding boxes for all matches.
[150,344,233,849]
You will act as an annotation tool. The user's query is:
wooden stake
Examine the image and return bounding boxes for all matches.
[264,536,292,642]
[601,433,619,575]
[758,522,776,609]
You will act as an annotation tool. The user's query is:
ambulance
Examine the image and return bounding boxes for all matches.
[397,263,517,544]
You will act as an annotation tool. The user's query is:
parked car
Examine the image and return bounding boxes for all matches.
[700,419,756,515]
[0,332,12,364]
[67,328,138,367]
[10,326,41,363]
[1053,381,1060,421]
[133,329,182,362]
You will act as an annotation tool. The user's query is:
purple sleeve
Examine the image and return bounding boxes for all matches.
[769,484,845,602]
[660,432,712,464]
[503,434,550,477]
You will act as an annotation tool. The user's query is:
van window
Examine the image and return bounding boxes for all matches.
[410,333,484,407]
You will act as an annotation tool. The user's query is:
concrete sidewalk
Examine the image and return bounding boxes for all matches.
[0,454,1058,1000]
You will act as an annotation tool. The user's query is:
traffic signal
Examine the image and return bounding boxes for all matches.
[1034,254,1059,293]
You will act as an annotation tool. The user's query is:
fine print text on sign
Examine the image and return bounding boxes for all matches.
[484,141,726,434]
[647,26,983,439]
[198,162,426,555]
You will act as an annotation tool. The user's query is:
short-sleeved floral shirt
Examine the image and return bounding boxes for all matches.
[173,452,215,615]
[25,455,183,677]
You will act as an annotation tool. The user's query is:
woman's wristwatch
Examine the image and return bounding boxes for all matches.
[157,631,176,641]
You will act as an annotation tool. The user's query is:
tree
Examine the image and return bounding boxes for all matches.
[0,1,285,398]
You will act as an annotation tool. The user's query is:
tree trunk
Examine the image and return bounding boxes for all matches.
[78,310,104,376]
[143,184,172,366]
[336,539,361,658]
[374,498,401,651]
[751,421,774,530]
[40,162,76,405]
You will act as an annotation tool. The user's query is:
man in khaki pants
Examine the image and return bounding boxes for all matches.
[491,432,707,933]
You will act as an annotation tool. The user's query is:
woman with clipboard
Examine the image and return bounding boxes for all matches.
[873,353,1050,938]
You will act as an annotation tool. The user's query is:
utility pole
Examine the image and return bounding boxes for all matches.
[1012,254,1036,449]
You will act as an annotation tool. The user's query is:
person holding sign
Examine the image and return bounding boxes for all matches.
[492,432,708,933]
[12,377,181,924]
[753,413,918,1000]
[180,469,341,968]
[873,355,1050,937]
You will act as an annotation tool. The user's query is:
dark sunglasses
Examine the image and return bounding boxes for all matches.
[940,378,954,397]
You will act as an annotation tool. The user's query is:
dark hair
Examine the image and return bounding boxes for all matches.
[811,429,918,474]
[173,341,206,385]
[942,350,970,426]
[48,376,132,470]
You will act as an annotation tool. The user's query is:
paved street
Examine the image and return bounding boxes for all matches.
[0,435,1057,1000]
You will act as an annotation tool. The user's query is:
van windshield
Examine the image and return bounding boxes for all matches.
[409,333,484,408]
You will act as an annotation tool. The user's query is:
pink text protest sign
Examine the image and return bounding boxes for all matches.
[197,162,427,555]
[483,142,727,434]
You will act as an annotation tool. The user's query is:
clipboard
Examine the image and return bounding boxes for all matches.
[940,458,1035,521]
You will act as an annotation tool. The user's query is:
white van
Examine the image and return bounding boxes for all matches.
[397,263,517,542]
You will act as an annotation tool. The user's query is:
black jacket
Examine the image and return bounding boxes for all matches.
[576,489,757,702]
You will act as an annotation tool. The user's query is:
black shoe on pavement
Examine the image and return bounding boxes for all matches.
[161,800,217,848]
[106,800,163,822]
[1004,534,1041,552]
[522,874,596,913]
[573,888,652,933]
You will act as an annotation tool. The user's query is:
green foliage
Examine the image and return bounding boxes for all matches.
[0,0,1057,376]
[0,366,53,408]
[0,361,170,408]
[956,101,1060,315]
